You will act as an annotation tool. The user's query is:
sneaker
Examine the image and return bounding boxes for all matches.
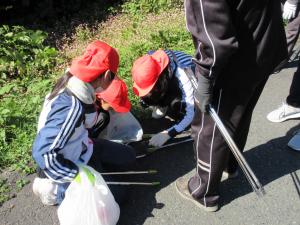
[32,178,59,205]
[221,170,239,181]
[151,106,168,119]
[175,177,219,212]
[267,102,300,123]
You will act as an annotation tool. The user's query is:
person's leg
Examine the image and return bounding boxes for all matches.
[225,78,268,174]
[267,60,300,122]
[187,77,268,208]
[286,61,300,107]
[89,138,136,170]
[286,8,300,57]
[88,139,136,205]
[187,89,231,208]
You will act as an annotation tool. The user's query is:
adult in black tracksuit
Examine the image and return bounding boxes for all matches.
[176,0,288,211]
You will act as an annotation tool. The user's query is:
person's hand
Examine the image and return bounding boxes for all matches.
[149,131,171,147]
[195,74,213,113]
[75,165,95,185]
[283,1,297,20]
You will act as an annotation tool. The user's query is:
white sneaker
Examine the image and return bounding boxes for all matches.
[32,178,60,205]
[266,102,300,123]
[151,106,168,119]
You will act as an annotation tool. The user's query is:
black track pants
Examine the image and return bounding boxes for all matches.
[188,77,268,207]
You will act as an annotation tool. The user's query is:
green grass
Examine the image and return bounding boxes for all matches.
[63,8,194,116]
[0,178,10,206]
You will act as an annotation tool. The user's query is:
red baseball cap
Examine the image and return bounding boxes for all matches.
[96,78,131,113]
[69,40,119,82]
[131,50,169,97]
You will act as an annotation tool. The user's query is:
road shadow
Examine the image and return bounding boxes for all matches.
[118,117,195,225]
[220,123,300,207]
[118,120,300,224]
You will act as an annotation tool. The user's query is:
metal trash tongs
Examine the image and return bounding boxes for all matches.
[185,67,265,197]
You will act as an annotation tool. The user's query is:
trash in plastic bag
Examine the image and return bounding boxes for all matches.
[98,110,143,144]
[57,166,120,225]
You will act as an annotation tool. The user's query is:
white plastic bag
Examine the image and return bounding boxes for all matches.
[57,166,120,225]
[98,110,143,144]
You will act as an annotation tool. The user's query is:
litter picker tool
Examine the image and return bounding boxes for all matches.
[135,137,193,158]
[147,138,193,153]
[184,67,265,197]
[101,170,157,175]
[106,181,160,186]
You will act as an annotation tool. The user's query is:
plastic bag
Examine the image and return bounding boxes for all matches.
[98,110,143,144]
[57,166,120,225]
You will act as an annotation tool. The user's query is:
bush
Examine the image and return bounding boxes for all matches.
[122,0,183,16]
[0,25,60,81]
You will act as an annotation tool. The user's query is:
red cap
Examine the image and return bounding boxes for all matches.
[96,78,131,113]
[69,40,119,82]
[131,50,169,97]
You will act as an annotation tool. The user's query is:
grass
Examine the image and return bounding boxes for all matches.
[61,8,194,116]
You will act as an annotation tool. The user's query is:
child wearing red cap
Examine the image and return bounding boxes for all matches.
[132,50,195,147]
[32,40,135,206]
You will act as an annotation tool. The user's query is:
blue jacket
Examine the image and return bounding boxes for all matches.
[32,90,97,183]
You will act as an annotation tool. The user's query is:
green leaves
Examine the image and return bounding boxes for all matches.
[0,25,60,80]
[122,0,183,17]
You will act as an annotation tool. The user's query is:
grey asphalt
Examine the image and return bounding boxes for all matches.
[1,62,300,225]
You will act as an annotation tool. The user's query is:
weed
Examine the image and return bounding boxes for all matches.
[16,178,30,191]
[0,178,10,206]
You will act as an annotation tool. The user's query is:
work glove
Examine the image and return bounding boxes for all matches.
[149,130,171,147]
[195,74,213,113]
[283,1,297,20]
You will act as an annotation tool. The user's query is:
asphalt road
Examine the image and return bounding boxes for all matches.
[1,61,300,225]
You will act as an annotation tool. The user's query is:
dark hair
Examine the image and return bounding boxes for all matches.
[140,65,171,106]
[48,72,73,100]
[47,70,116,101]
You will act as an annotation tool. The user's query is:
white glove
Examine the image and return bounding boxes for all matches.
[283,1,297,20]
[149,131,171,147]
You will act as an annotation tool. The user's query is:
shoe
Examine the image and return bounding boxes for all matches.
[288,130,300,151]
[266,102,300,123]
[221,170,239,181]
[175,177,219,212]
[32,177,60,205]
[151,106,168,119]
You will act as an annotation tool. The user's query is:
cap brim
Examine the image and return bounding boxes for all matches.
[133,80,157,97]
[110,97,131,113]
